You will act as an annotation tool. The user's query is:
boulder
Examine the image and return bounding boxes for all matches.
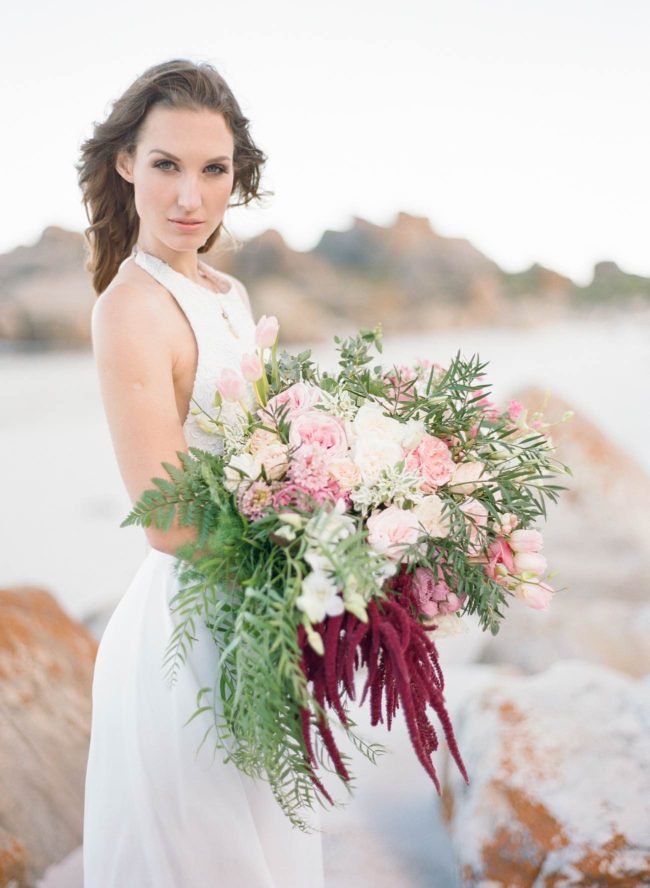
[441,660,650,886]
[0,587,97,887]
[477,597,650,678]
[508,387,650,601]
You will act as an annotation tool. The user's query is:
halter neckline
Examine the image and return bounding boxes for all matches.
[132,245,234,299]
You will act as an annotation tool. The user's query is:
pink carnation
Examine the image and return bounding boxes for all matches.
[404,433,455,492]
[287,443,331,491]
[237,479,274,521]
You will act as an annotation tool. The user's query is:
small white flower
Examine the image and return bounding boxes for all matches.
[295,570,344,624]
[223,452,260,492]
[273,525,297,542]
[304,549,333,573]
[304,501,356,546]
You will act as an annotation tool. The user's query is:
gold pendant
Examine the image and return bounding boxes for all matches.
[222,308,240,338]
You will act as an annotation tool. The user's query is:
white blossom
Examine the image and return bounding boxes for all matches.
[295,570,344,623]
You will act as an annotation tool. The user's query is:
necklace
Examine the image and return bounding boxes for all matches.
[136,247,240,339]
[198,267,241,340]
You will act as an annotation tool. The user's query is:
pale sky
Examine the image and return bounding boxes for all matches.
[2,0,648,285]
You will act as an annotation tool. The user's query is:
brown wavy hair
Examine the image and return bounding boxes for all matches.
[76,58,271,296]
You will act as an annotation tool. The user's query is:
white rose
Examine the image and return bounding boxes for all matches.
[411,494,451,538]
[352,435,403,483]
[351,403,405,445]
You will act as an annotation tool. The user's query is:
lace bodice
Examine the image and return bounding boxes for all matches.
[121,245,258,456]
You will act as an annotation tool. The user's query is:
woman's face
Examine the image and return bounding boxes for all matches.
[116,105,235,253]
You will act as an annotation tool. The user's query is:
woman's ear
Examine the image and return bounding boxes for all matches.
[115,150,134,184]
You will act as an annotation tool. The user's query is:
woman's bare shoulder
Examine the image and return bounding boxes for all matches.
[92,262,177,355]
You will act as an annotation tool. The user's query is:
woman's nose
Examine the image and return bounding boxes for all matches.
[177,177,202,210]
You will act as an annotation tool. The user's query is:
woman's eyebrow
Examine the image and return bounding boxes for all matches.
[148,149,232,163]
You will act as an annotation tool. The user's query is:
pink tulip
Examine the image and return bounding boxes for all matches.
[255,315,279,349]
[509,528,543,553]
[513,579,554,610]
[216,368,246,402]
[513,551,547,576]
[240,352,264,382]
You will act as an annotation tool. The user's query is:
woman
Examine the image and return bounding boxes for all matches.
[77,58,326,887]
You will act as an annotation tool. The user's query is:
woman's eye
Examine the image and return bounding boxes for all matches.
[154,160,227,175]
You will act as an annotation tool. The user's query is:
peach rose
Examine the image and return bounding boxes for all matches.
[411,494,451,539]
[254,442,289,481]
[328,456,362,491]
[249,427,281,454]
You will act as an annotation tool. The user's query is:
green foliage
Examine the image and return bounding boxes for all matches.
[119,324,573,828]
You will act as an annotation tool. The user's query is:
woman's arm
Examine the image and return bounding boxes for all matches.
[91,281,204,557]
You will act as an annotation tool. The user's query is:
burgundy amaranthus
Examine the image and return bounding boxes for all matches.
[296,564,470,803]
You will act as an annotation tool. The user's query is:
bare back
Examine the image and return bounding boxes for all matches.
[92,246,257,551]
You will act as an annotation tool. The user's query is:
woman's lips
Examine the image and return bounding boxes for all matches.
[169,219,204,229]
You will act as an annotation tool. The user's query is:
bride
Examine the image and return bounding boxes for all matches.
[77,58,326,887]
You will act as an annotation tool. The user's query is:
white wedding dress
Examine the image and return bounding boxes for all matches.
[83,246,326,887]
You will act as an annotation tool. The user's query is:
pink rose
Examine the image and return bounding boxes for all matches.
[366,505,421,561]
[258,382,322,426]
[404,433,455,492]
[288,410,348,456]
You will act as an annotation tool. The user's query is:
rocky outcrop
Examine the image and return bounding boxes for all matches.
[0,587,97,887]
[441,661,650,886]
[2,214,649,347]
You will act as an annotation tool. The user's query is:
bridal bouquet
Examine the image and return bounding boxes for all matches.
[122,318,573,832]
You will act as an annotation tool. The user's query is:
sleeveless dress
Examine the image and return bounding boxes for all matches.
[83,246,326,888]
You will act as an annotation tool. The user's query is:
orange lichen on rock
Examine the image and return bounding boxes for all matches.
[0,585,98,884]
[0,828,28,888]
